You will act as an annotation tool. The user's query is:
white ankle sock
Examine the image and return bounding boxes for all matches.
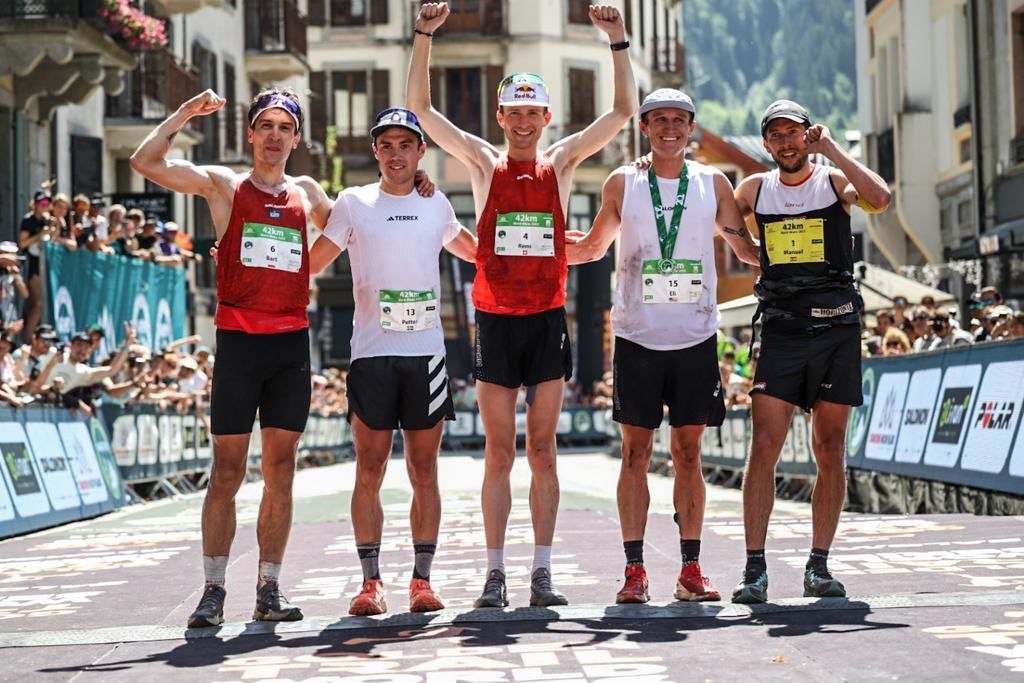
[258,560,281,588]
[203,555,228,587]
[486,548,505,575]
[532,545,552,573]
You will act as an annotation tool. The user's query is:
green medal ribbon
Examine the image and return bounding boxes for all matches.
[648,164,690,271]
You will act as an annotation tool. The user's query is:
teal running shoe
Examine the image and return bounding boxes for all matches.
[803,567,846,598]
[731,566,768,604]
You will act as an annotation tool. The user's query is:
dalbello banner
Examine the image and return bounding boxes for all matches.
[43,243,186,352]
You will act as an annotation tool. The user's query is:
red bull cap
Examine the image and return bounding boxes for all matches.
[497,73,550,107]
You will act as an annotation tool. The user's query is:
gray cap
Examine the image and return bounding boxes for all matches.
[761,99,811,135]
[639,88,696,117]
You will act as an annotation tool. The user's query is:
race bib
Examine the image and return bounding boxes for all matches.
[763,218,825,265]
[240,223,303,272]
[641,259,703,304]
[494,212,555,257]
[380,289,438,332]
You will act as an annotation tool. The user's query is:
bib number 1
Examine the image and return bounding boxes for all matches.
[764,218,825,265]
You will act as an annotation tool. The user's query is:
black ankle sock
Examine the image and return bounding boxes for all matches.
[680,539,701,566]
[745,549,767,573]
[624,540,644,565]
[357,543,381,580]
[807,547,829,573]
[412,542,436,581]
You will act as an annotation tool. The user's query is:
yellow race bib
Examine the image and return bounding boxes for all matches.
[763,218,825,265]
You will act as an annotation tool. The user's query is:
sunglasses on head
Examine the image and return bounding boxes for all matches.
[375,107,421,126]
[498,72,546,95]
[885,341,903,348]
[255,93,301,116]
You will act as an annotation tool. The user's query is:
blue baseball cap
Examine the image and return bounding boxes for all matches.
[370,108,424,143]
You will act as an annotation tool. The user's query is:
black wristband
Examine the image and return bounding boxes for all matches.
[610,40,630,51]
[414,28,433,38]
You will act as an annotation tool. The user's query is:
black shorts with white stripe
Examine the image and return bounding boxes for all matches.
[346,354,455,431]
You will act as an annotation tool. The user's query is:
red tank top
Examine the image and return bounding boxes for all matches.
[215,178,310,333]
[473,156,567,315]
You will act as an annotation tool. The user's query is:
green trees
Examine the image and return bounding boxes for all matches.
[684,0,857,138]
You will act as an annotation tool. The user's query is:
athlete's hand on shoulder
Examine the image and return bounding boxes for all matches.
[565,230,587,244]
[210,241,219,266]
[416,2,449,33]
[179,89,226,120]
[803,124,837,157]
[631,153,653,170]
[413,170,436,197]
[589,4,626,42]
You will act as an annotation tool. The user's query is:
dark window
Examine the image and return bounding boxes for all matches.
[638,0,645,47]
[191,42,219,162]
[223,61,238,157]
[568,0,590,24]
[331,0,366,26]
[568,67,596,132]
[71,135,103,197]
[445,68,483,137]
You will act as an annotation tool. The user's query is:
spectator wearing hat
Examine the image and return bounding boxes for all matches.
[178,355,208,397]
[891,294,909,327]
[158,221,202,266]
[134,216,161,257]
[14,324,58,380]
[0,242,27,330]
[989,306,1021,340]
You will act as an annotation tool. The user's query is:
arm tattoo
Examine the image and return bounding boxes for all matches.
[721,225,748,238]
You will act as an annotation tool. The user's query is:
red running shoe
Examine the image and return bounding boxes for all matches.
[615,564,650,604]
[674,562,721,602]
[349,578,388,616]
[408,578,445,613]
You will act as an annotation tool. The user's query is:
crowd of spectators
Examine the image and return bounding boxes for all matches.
[15,188,202,342]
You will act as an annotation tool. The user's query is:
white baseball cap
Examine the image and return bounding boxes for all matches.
[639,88,696,117]
[497,73,550,108]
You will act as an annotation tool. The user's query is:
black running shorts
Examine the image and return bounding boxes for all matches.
[751,322,863,412]
[613,334,726,430]
[473,307,573,388]
[210,328,311,435]
[347,354,455,431]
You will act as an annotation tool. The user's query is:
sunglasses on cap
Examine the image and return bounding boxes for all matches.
[250,94,302,126]
[497,72,547,95]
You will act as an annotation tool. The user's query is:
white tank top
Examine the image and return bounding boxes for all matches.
[612,161,720,351]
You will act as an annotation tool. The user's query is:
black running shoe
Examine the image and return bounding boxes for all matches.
[731,566,769,604]
[187,584,226,628]
[473,569,508,608]
[253,581,303,622]
[529,568,568,607]
[803,567,846,598]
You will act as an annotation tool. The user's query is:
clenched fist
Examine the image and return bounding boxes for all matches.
[589,4,626,43]
[416,2,450,34]
[803,124,837,156]
[179,89,226,119]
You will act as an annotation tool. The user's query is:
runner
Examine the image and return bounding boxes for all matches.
[407,2,637,607]
[566,89,759,604]
[308,107,477,616]
[130,87,335,627]
[731,99,891,603]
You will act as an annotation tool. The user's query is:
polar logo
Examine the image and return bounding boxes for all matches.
[53,286,76,340]
[154,299,174,351]
[132,294,153,349]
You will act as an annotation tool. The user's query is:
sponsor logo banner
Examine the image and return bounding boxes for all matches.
[894,367,942,464]
[961,360,1024,474]
[25,422,80,511]
[866,372,910,462]
[924,364,982,468]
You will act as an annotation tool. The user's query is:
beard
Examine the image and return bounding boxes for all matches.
[773,150,809,174]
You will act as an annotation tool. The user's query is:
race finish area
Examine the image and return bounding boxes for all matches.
[3,454,1023,681]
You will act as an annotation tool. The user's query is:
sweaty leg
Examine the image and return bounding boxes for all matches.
[524,378,564,547]
[402,422,444,543]
[670,425,706,540]
[202,433,251,557]
[477,380,519,550]
[350,414,394,544]
[743,393,795,551]
[256,427,302,564]
[617,425,655,542]
[809,400,850,550]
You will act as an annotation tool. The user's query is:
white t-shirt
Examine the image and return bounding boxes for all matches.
[323,183,461,360]
[612,162,721,350]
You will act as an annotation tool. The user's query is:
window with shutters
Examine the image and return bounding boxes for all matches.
[330,70,390,154]
[223,61,239,158]
[568,0,590,24]
[444,68,483,138]
[430,0,503,34]
[330,0,388,26]
[192,42,219,162]
[567,67,596,133]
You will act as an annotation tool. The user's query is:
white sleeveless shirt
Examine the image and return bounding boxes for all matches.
[611,161,720,351]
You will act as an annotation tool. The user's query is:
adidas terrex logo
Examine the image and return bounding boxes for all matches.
[387,215,419,222]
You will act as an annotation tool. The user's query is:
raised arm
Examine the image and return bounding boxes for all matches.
[803,125,891,213]
[714,172,760,266]
[549,5,638,170]
[406,3,497,172]
[129,90,236,218]
[566,170,625,265]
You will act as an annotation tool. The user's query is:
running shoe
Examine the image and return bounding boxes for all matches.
[803,567,846,598]
[615,564,650,604]
[673,562,721,602]
[529,568,569,607]
[349,578,388,616]
[408,578,445,613]
[253,581,303,622]
[187,584,226,628]
[731,566,769,604]
[473,569,508,608]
